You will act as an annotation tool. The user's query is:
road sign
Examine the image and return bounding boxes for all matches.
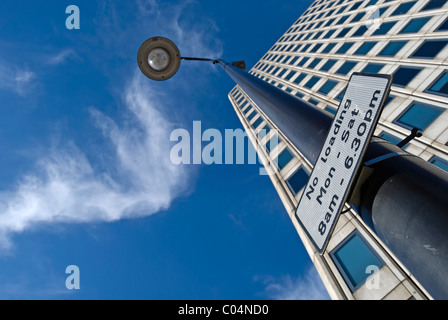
[295,73,392,254]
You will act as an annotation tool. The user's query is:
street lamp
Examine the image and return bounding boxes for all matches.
[137,37,181,81]
[137,36,246,81]
[137,36,448,299]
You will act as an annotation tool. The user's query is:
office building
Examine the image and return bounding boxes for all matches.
[228,0,448,299]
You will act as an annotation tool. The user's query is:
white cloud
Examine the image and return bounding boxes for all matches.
[257,265,330,300]
[0,0,220,249]
[0,71,190,249]
[0,61,35,95]
[46,49,77,66]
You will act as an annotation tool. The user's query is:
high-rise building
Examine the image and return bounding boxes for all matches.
[228,0,448,300]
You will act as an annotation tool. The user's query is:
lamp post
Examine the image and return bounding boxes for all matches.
[137,36,448,299]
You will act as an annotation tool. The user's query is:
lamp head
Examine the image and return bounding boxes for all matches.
[137,37,181,81]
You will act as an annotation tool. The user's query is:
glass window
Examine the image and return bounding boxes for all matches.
[265,134,279,153]
[247,111,257,121]
[392,66,422,87]
[321,43,336,53]
[286,167,310,195]
[352,25,368,37]
[325,18,336,28]
[308,58,322,69]
[335,89,345,101]
[320,59,337,72]
[309,98,320,106]
[277,148,294,170]
[336,27,351,38]
[336,61,357,75]
[373,21,397,35]
[390,1,416,16]
[325,106,337,115]
[421,0,446,11]
[310,43,323,53]
[362,63,385,74]
[377,6,389,17]
[297,57,310,67]
[295,91,304,99]
[301,43,312,52]
[395,102,443,130]
[314,31,324,40]
[293,73,307,84]
[304,76,321,89]
[401,17,430,33]
[378,41,407,56]
[354,42,377,55]
[336,15,350,25]
[331,231,384,291]
[336,42,355,54]
[241,102,251,112]
[304,33,313,41]
[410,40,447,59]
[350,12,365,23]
[295,34,305,41]
[379,131,402,145]
[426,71,448,97]
[337,5,348,14]
[323,29,336,39]
[289,56,299,65]
[277,69,287,78]
[315,21,325,29]
[258,125,271,139]
[252,117,264,129]
[319,79,339,95]
[436,18,448,32]
[350,1,363,11]
[429,156,448,173]
[285,70,297,81]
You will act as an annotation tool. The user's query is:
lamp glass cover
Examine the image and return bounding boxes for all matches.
[148,48,170,71]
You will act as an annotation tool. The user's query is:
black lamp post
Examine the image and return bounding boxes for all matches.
[138,36,448,300]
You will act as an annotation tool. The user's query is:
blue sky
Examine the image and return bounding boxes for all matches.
[0,0,329,299]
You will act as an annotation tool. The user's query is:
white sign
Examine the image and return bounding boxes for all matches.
[295,73,392,254]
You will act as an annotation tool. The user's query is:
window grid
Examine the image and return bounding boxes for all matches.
[250,0,448,129]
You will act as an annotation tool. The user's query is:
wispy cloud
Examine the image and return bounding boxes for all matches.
[256,265,330,300]
[136,0,160,17]
[0,61,36,95]
[133,0,223,59]
[0,0,220,249]
[45,49,77,66]
[0,71,190,250]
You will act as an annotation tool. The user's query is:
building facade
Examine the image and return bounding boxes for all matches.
[228,0,448,300]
